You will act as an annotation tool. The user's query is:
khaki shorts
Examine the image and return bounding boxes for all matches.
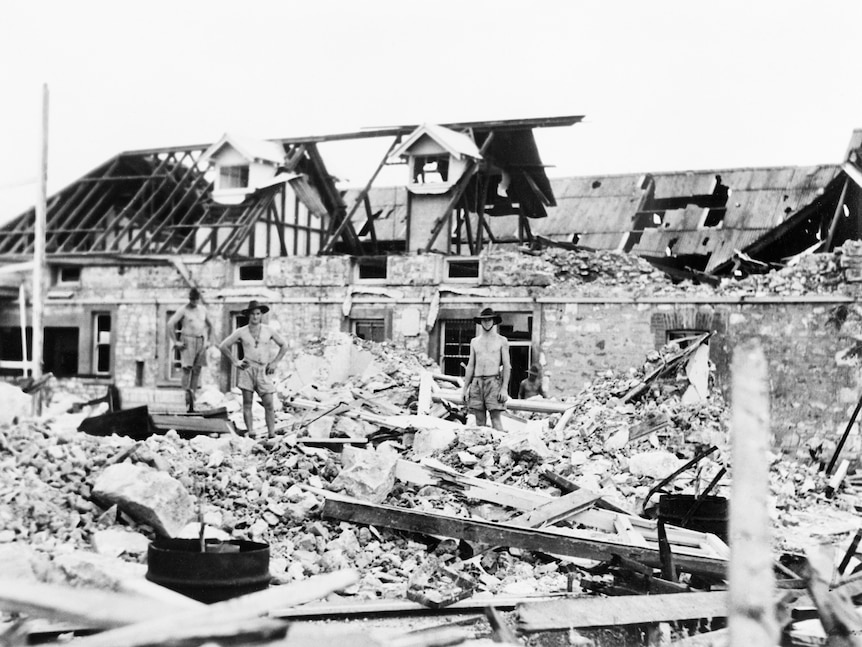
[180,335,207,368]
[238,363,275,396]
[468,375,506,412]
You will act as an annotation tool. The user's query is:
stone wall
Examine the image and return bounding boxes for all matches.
[10,248,862,450]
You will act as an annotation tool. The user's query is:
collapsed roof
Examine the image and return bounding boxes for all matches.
[1,119,861,279]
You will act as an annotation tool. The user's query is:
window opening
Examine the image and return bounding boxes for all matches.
[93,312,111,375]
[0,326,31,376]
[353,319,385,342]
[357,257,387,280]
[219,165,249,189]
[441,319,474,378]
[238,263,264,282]
[57,266,81,284]
[446,259,480,279]
[412,155,449,184]
[167,310,183,381]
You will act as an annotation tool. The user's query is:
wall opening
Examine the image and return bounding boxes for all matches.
[44,327,79,377]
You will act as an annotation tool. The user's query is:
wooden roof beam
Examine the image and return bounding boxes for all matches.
[123,152,209,254]
[105,153,183,251]
[84,153,174,252]
[319,136,400,255]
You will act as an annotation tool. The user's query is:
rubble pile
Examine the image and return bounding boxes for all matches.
[3,333,859,615]
[485,240,862,299]
[538,248,673,294]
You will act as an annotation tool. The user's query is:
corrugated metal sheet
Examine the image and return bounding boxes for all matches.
[341,164,842,269]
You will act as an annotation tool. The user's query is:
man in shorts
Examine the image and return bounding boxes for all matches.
[461,307,510,431]
[168,288,216,413]
[218,300,288,437]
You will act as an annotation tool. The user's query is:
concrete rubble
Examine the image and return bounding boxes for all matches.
[3,247,862,645]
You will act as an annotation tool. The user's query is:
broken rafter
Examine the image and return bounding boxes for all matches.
[47,159,124,252]
[122,151,208,254]
[106,153,185,251]
[84,154,175,252]
[319,136,401,255]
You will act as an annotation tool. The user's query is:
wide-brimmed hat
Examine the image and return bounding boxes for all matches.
[474,307,502,325]
[241,300,270,315]
[527,363,542,376]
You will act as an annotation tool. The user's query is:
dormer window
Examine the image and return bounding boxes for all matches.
[412,155,449,184]
[219,165,249,190]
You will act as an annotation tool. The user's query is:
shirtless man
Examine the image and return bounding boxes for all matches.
[461,307,510,431]
[218,300,288,437]
[168,288,216,413]
[518,363,547,399]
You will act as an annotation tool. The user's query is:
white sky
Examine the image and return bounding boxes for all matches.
[2,0,862,223]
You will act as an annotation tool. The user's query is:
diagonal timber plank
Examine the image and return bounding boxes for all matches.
[320,493,726,578]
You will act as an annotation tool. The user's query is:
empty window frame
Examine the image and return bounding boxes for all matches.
[446,258,480,280]
[356,257,388,281]
[55,266,81,285]
[352,319,386,342]
[666,329,710,348]
[238,262,264,282]
[0,326,31,376]
[440,319,475,378]
[219,165,249,190]
[92,312,112,375]
[166,310,183,382]
[412,155,450,184]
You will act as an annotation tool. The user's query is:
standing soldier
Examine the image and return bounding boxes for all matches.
[462,307,510,431]
[168,288,216,413]
[219,300,288,438]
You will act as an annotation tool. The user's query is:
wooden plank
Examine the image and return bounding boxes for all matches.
[150,415,234,435]
[433,391,572,414]
[395,458,550,510]
[0,579,201,628]
[273,593,557,618]
[321,493,726,578]
[510,489,603,528]
[517,591,729,631]
[58,570,358,647]
[298,437,368,450]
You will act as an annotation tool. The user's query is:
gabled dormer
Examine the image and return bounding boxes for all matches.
[389,123,482,195]
[201,133,286,205]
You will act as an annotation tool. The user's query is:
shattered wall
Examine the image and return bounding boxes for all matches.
[11,245,862,451]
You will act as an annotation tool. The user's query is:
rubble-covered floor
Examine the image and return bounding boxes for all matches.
[5,243,862,645]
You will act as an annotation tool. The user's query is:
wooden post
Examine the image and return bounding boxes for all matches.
[729,339,778,646]
[18,283,29,376]
[32,83,48,413]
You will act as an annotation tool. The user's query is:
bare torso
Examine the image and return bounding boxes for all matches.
[179,305,209,338]
[236,324,273,363]
[471,331,507,375]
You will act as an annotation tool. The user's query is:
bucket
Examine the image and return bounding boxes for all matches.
[146,538,270,603]
[657,494,728,542]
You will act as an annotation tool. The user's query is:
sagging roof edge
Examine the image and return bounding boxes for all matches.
[710,172,848,275]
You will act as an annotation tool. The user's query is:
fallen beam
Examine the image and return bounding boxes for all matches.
[150,415,234,435]
[517,591,728,631]
[320,493,726,578]
[432,391,573,414]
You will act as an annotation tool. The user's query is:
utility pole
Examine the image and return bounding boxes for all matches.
[32,83,48,411]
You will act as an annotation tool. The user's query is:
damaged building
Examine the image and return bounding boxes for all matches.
[2,116,862,449]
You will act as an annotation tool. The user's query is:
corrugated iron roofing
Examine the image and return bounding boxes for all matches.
[348,164,842,271]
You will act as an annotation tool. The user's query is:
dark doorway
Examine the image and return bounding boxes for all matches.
[44,327,79,377]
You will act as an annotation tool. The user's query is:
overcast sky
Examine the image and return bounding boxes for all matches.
[3,0,862,223]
